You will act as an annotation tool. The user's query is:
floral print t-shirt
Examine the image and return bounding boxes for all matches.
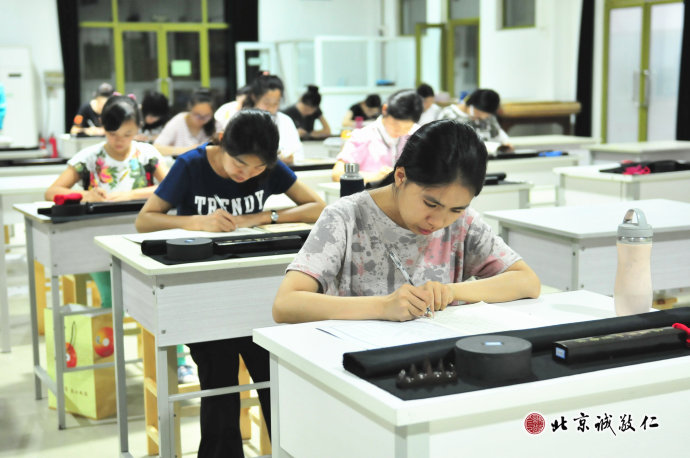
[287,191,521,297]
[68,141,164,191]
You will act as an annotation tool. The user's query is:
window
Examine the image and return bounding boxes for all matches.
[502,0,535,28]
[400,0,427,35]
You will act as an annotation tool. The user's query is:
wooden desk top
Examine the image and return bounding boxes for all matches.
[498,101,582,118]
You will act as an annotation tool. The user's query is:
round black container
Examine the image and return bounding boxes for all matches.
[340,162,365,197]
[455,335,532,383]
[166,237,214,261]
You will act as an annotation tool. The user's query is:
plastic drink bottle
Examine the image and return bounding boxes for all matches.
[340,162,365,197]
[614,208,653,316]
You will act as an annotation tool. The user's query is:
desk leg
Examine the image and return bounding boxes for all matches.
[26,218,42,399]
[0,203,10,352]
[395,423,430,458]
[156,344,179,458]
[111,257,130,454]
[50,271,67,429]
[269,354,283,457]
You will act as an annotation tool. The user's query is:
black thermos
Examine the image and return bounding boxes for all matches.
[340,162,365,197]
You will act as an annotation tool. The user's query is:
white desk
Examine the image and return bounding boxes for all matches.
[14,203,137,429]
[0,163,65,177]
[486,154,578,207]
[58,134,103,158]
[555,163,690,206]
[94,234,293,457]
[318,181,532,233]
[589,140,690,164]
[0,174,60,353]
[510,134,599,152]
[484,199,690,295]
[254,290,690,457]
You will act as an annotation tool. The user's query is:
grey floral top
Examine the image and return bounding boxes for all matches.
[287,191,521,297]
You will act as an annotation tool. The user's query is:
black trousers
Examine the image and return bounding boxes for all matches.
[188,336,271,458]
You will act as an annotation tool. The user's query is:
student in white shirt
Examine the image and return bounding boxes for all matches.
[416,83,442,125]
[154,88,223,157]
[242,73,304,164]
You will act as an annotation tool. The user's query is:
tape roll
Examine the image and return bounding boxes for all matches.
[166,237,214,261]
[455,335,532,383]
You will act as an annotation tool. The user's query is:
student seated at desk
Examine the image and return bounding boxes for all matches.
[69,82,114,137]
[46,94,167,323]
[154,88,223,157]
[417,83,442,125]
[332,89,422,185]
[273,120,540,323]
[214,84,250,127]
[135,91,170,143]
[135,109,325,457]
[342,93,382,128]
[438,88,514,153]
[281,84,331,140]
[241,72,303,165]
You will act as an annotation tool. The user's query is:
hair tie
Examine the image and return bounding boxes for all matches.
[127,93,137,101]
[113,91,121,96]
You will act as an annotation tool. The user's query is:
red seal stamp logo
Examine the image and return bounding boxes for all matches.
[524,412,545,434]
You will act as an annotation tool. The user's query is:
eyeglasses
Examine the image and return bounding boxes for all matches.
[190,111,213,122]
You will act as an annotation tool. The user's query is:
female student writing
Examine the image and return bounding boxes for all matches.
[273,120,540,323]
[135,109,325,457]
[332,89,422,185]
[341,93,382,128]
[69,82,114,136]
[45,94,167,310]
[154,88,223,157]
[281,85,332,139]
[438,88,513,153]
[240,73,303,165]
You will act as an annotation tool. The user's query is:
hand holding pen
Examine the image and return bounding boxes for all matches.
[192,194,237,232]
[388,250,434,319]
[388,250,454,319]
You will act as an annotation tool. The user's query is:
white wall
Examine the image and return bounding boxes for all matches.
[0,0,64,140]
[479,0,582,102]
[259,0,385,42]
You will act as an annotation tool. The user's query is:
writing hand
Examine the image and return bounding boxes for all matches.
[420,281,454,316]
[82,187,107,202]
[382,284,432,322]
[196,209,238,232]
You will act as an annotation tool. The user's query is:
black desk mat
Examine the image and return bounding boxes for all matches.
[343,308,690,401]
[37,200,146,223]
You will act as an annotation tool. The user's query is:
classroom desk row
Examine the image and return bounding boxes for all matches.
[9,194,690,457]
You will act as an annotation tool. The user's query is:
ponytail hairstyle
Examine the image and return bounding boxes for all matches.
[219,109,279,181]
[101,95,142,132]
[188,88,217,137]
[243,72,284,108]
[379,120,487,196]
[385,89,424,123]
[300,85,322,108]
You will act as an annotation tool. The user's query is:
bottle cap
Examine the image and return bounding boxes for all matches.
[344,162,360,175]
[617,208,653,240]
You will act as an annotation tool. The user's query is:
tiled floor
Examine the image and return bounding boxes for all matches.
[0,236,264,457]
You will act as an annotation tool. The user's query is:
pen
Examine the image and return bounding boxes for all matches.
[213,194,228,212]
[388,250,433,318]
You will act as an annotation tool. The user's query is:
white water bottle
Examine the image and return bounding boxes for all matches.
[614,208,653,316]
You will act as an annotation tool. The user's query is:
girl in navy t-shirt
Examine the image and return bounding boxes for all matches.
[136,109,325,457]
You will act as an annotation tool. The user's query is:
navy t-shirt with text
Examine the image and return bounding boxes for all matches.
[155,144,297,216]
